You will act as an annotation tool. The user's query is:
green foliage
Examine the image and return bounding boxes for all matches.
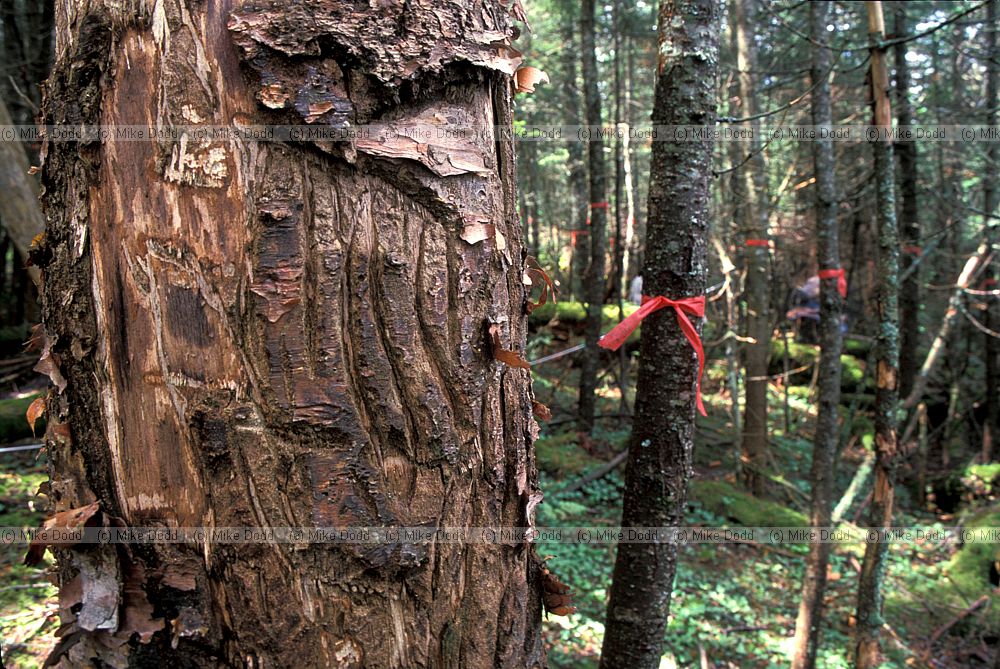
[535,432,601,477]
[528,300,638,330]
[0,453,56,669]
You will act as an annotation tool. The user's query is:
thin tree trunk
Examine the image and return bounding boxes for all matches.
[610,0,625,305]
[894,5,921,401]
[620,34,636,297]
[38,1,543,666]
[791,4,843,666]
[735,0,770,497]
[599,0,718,666]
[0,98,43,285]
[983,0,999,463]
[854,4,900,667]
[578,0,610,433]
[562,16,589,304]
[901,239,990,412]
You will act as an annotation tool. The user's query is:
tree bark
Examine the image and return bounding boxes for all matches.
[893,4,921,401]
[791,4,843,667]
[734,0,771,497]
[599,0,718,666]
[854,4,900,667]
[577,0,610,433]
[38,1,543,666]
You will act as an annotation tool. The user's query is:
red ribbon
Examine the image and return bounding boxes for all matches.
[745,239,770,248]
[818,268,847,298]
[590,201,610,209]
[569,230,589,246]
[598,294,707,416]
[902,245,922,256]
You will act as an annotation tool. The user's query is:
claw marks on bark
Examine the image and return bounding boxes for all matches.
[40,0,541,664]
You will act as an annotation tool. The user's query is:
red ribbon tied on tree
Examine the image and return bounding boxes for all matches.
[818,268,847,298]
[745,239,770,248]
[598,294,707,416]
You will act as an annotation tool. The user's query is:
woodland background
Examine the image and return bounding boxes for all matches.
[1,0,1000,667]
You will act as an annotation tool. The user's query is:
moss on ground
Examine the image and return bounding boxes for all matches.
[689,479,808,527]
[529,301,639,334]
[535,432,600,477]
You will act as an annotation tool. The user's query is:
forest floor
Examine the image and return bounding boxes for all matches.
[528,301,1000,669]
[1,306,999,668]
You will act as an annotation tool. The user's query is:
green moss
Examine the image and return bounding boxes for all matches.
[0,393,43,444]
[528,301,638,330]
[768,341,866,389]
[966,464,1000,487]
[840,354,866,387]
[535,432,600,477]
[689,480,808,527]
[842,338,872,356]
[890,511,1000,636]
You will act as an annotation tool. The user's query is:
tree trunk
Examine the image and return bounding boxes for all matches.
[983,0,999,463]
[577,0,610,433]
[893,5,921,401]
[790,4,843,667]
[610,0,625,305]
[561,17,589,304]
[599,0,718,666]
[854,4,900,667]
[734,0,770,497]
[0,97,43,285]
[38,1,544,667]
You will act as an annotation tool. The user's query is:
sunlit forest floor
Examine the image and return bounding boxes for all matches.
[1,307,999,668]
[527,302,1000,669]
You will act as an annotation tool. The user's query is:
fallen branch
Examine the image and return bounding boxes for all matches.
[926,594,989,650]
[560,448,629,493]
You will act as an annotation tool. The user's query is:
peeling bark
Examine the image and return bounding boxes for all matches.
[38,1,542,666]
[854,4,899,668]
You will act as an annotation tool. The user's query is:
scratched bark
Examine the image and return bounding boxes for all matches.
[37,0,543,667]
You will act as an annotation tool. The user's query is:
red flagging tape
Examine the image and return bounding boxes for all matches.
[589,201,610,209]
[902,245,922,256]
[598,294,707,416]
[818,268,847,298]
[745,239,770,248]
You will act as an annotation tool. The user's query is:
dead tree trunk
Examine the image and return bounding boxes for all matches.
[790,4,843,667]
[734,0,771,497]
[854,3,900,667]
[599,0,718,666]
[577,0,610,433]
[37,1,543,667]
